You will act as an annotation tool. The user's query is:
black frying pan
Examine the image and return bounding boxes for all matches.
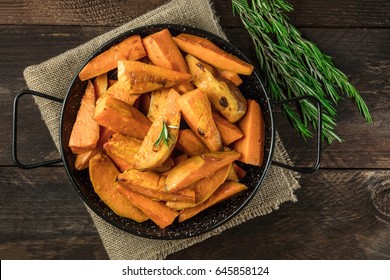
[13,24,321,239]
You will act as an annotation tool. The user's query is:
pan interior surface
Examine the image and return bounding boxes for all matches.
[60,24,274,239]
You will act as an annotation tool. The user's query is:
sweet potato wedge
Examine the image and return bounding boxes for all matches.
[89,152,148,222]
[117,60,192,94]
[178,89,222,151]
[186,54,247,123]
[217,70,243,86]
[226,163,240,182]
[93,94,151,139]
[69,81,100,154]
[142,28,194,93]
[93,73,108,98]
[166,164,230,210]
[78,35,146,81]
[212,112,243,145]
[234,99,265,166]
[117,185,178,229]
[175,129,209,156]
[178,181,248,222]
[133,88,181,170]
[165,150,240,193]
[104,79,140,106]
[74,127,113,170]
[117,170,195,203]
[146,88,170,122]
[102,133,142,171]
[173,33,254,75]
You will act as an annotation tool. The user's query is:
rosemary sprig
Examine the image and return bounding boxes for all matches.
[153,121,178,148]
[232,0,372,143]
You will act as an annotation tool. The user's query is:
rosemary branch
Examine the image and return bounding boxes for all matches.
[232,0,372,143]
[154,121,178,148]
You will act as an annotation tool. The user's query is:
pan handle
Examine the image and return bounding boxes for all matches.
[271,95,322,173]
[12,90,63,169]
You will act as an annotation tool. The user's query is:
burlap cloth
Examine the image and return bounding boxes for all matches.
[23,0,300,259]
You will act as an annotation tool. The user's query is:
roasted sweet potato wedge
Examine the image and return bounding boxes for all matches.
[146,88,170,122]
[175,129,209,156]
[186,54,247,123]
[89,152,148,222]
[166,164,230,210]
[173,33,254,75]
[142,28,194,93]
[212,112,243,145]
[117,185,178,229]
[74,127,113,170]
[79,35,146,81]
[178,181,248,222]
[93,94,151,139]
[93,73,108,98]
[217,70,243,86]
[102,133,142,171]
[69,81,100,154]
[117,60,192,94]
[104,79,140,106]
[178,89,222,151]
[234,99,265,166]
[117,170,195,203]
[133,88,181,170]
[165,150,240,193]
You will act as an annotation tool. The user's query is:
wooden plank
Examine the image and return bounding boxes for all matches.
[0,0,388,28]
[0,167,108,259]
[0,0,169,26]
[216,0,390,28]
[168,170,390,259]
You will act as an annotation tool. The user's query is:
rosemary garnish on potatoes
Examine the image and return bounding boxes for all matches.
[154,121,178,148]
[232,0,372,143]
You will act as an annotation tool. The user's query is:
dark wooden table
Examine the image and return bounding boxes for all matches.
[1,0,389,259]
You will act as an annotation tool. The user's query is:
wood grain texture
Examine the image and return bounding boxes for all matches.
[1,0,389,28]
[0,167,108,259]
[0,0,169,26]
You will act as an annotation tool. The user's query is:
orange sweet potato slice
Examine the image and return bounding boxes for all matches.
[186,54,247,123]
[117,185,178,229]
[166,164,230,210]
[74,127,113,170]
[117,170,195,203]
[133,88,181,170]
[93,94,151,139]
[178,89,222,152]
[178,181,248,222]
[175,129,209,156]
[69,81,100,154]
[217,70,243,86]
[78,35,146,81]
[117,60,192,94]
[165,150,240,193]
[173,33,254,75]
[103,133,142,172]
[146,88,170,122]
[93,73,108,98]
[234,99,265,166]
[89,152,148,222]
[104,79,140,106]
[142,28,194,93]
[212,112,243,145]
